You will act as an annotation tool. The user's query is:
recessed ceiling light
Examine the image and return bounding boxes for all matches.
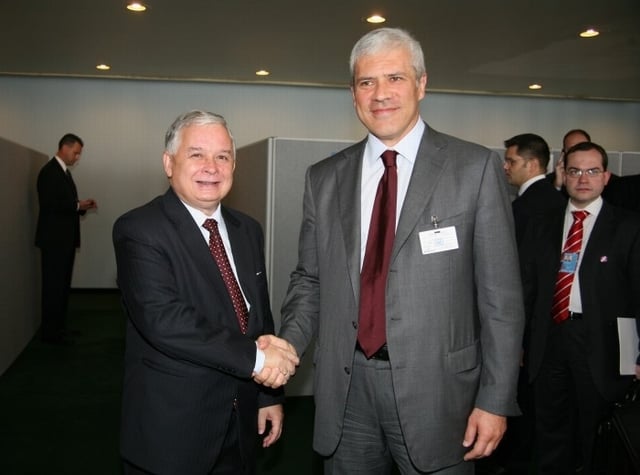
[256,70,270,76]
[579,28,599,38]
[96,64,111,71]
[366,14,386,24]
[528,83,542,90]
[126,2,147,12]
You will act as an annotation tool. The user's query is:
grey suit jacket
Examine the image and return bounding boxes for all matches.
[279,124,524,471]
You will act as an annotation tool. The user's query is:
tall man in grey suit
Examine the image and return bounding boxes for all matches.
[113,111,299,475]
[277,28,524,474]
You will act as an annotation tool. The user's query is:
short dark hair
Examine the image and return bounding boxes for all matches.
[58,133,83,150]
[503,133,551,169]
[564,141,608,171]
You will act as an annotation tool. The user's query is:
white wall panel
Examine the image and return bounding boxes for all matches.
[0,76,639,288]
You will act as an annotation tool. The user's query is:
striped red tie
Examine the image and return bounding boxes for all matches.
[551,210,589,324]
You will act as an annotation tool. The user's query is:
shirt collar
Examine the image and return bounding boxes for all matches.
[518,174,546,196]
[365,118,425,166]
[181,200,222,227]
[54,155,67,172]
[568,196,603,217]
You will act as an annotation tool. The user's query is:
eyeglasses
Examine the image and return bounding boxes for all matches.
[566,167,604,178]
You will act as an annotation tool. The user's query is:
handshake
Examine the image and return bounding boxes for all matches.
[253,335,299,389]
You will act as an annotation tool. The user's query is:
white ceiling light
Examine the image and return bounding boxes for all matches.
[127,2,147,12]
[366,15,386,24]
[579,28,599,38]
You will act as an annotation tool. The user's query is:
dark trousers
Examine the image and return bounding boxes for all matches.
[479,364,535,473]
[533,319,609,475]
[40,245,76,340]
[122,408,250,475]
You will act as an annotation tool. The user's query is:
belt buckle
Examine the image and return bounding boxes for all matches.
[371,344,389,361]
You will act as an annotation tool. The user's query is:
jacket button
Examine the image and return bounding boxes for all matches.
[344,367,350,375]
[352,321,358,329]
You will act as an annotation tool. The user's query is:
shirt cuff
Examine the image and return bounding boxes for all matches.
[254,345,265,373]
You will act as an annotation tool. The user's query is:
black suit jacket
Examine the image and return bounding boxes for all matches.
[512,178,566,246]
[521,201,640,401]
[113,188,282,475]
[35,158,83,249]
[602,173,640,213]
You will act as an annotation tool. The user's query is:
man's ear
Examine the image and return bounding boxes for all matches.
[162,152,173,178]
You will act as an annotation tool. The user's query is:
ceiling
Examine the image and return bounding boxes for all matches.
[1,0,639,101]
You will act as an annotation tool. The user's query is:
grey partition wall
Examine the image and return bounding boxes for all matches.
[0,138,48,375]
[621,152,640,176]
[226,137,354,396]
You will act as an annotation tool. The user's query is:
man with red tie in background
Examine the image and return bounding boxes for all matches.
[521,141,640,474]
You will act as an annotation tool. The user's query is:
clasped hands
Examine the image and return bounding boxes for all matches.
[253,335,299,388]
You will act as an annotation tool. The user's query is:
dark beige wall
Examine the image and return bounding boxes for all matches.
[0,138,47,375]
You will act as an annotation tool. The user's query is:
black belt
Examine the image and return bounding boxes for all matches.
[568,312,583,320]
[356,343,389,361]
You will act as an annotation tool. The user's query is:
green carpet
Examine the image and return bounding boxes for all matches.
[0,290,321,474]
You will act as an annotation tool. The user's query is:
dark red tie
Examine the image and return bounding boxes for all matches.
[551,210,589,324]
[357,150,398,357]
[203,218,249,334]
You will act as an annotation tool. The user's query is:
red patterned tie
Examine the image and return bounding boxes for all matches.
[551,210,589,324]
[203,218,249,334]
[357,150,398,357]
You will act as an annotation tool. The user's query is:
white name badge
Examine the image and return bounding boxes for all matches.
[419,226,459,255]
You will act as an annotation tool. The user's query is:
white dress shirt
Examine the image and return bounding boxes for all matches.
[563,197,603,313]
[360,119,425,266]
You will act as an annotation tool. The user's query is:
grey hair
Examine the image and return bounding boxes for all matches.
[164,110,235,155]
[349,28,426,84]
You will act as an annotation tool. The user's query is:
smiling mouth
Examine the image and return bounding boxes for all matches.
[371,106,397,115]
[197,180,218,186]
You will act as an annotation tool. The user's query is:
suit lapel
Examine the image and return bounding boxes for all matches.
[393,125,448,260]
[543,210,566,277]
[222,208,258,319]
[52,158,78,199]
[161,188,224,289]
[580,202,614,282]
[336,139,366,302]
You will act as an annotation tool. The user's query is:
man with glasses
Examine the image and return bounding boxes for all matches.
[520,141,640,474]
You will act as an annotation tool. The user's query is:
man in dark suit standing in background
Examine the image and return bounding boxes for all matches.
[278,28,524,474]
[485,133,567,474]
[521,141,640,474]
[35,133,97,345]
[503,133,566,246]
[113,110,299,475]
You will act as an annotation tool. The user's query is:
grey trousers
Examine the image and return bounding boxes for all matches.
[324,349,474,475]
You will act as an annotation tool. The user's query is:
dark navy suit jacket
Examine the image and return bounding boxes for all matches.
[113,187,282,474]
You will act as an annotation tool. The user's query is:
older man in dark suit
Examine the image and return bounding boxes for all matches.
[521,142,640,474]
[35,133,97,344]
[113,111,299,475]
[278,28,524,475]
